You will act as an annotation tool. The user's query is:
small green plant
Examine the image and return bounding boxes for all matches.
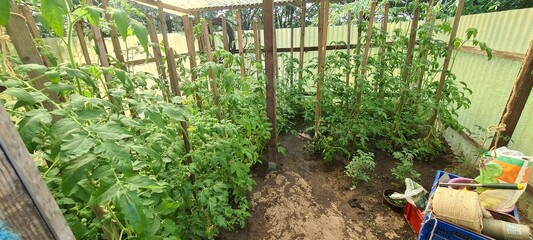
[391,149,421,181]
[345,150,376,188]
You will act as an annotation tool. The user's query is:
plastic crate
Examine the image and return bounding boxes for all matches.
[418,170,520,240]
[404,202,424,234]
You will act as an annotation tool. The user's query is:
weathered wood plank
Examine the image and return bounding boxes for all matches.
[0,104,74,239]
[263,0,277,163]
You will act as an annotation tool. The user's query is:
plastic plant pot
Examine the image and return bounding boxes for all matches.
[383,189,405,213]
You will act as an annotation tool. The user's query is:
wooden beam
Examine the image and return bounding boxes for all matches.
[19,5,53,67]
[253,19,261,62]
[492,39,533,147]
[182,15,203,108]
[460,45,524,62]
[222,17,229,51]
[147,14,168,101]
[315,0,329,138]
[75,22,92,65]
[102,0,126,67]
[0,104,75,240]
[346,10,352,85]
[263,0,277,163]
[429,0,464,127]
[236,10,246,77]
[132,0,192,14]
[6,3,60,112]
[202,21,223,121]
[298,1,306,84]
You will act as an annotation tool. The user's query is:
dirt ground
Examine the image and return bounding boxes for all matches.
[218,132,531,240]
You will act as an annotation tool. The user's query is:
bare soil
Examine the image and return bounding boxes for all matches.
[218,131,531,240]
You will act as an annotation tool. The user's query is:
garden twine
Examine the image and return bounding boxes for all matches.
[431,187,483,232]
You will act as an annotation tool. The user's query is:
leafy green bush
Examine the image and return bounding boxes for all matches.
[391,150,421,181]
[345,150,376,188]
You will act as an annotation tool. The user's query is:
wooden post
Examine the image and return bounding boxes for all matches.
[236,10,246,77]
[86,0,113,100]
[157,0,170,50]
[208,21,215,50]
[0,104,75,240]
[377,2,388,94]
[346,10,352,85]
[356,11,363,55]
[202,21,223,121]
[492,39,533,147]
[298,1,306,85]
[428,0,464,127]
[102,0,126,68]
[401,6,419,85]
[20,5,53,67]
[165,49,180,96]
[416,0,435,90]
[6,3,60,111]
[253,19,261,62]
[182,15,203,108]
[222,17,229,51]
[315,0,330,138]
[75,22,92,65]
[290,25,295,84]
[194,12,204,53]
[263,0,277,163]
[354,0,376,118]
[146,14,168,101]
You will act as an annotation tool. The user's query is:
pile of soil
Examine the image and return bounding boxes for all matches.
[219,132,531,239]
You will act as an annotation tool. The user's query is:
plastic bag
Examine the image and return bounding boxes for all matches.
[390,178,428,209]
[475,147,531,211]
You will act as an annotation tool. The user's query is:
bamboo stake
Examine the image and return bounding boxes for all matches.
[182,15,203,108]
[428,0,464,127]
[298,1,306,88]
[315,0,330,138]
[236,10,246,77]
[202,21,222,121]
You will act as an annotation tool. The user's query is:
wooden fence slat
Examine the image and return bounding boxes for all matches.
[75,22,92,65]
[236,10,246,76]
[102,0,126,67]
[6,3,60,112]
[0,104,74,239]
[202,21,222,121]
[263,0,277,163]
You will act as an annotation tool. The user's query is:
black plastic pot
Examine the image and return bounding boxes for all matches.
[383,189,406,213]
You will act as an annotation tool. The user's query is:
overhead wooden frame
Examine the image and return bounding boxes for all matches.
[132,0,299,15]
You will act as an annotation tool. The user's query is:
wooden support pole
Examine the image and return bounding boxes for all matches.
[157,0,170,50]
[165,48,181,98]
[377,2,388,94]
[6,3,60,111]
[19,5,53,67]
[428,0,464,127]
[202,21,223,121]
[194,12,204,53]
[75,22,92,65]
[416,0,435,89]
[315,0,330,138]
[346,10,352,85]
[222,17,229,51]
[102,0,126,68]
[236,10,246,77]
[359,1,376,77]
[492,39,533,148]
[290,25,295,84]
[147,14,169,101]
[356,11,363,55]
[263,0,277,163]
[182,15,203,108]
[209,21,216,50]
[0,105,75,240]
[401,6,419,85]
[298,1,306,84]
[253,19,261,62]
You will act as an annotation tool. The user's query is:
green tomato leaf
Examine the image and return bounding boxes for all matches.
[44,82,75,93]
[108,8,130,41]
[50,118,79,139]
[118,191,146,234]
[4,88,36,104]
[95,141,133,176]
[88,178,119,205]
[86,6,102,27]
[45,70,61,83]
[131,19,149,59]
[40,0,68,37]
[18,109,52,152]
[89,123,131,140]
[14,64,47,74]
[60,134,94,161]
[0,0,11,27]
[62,154,96,195]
